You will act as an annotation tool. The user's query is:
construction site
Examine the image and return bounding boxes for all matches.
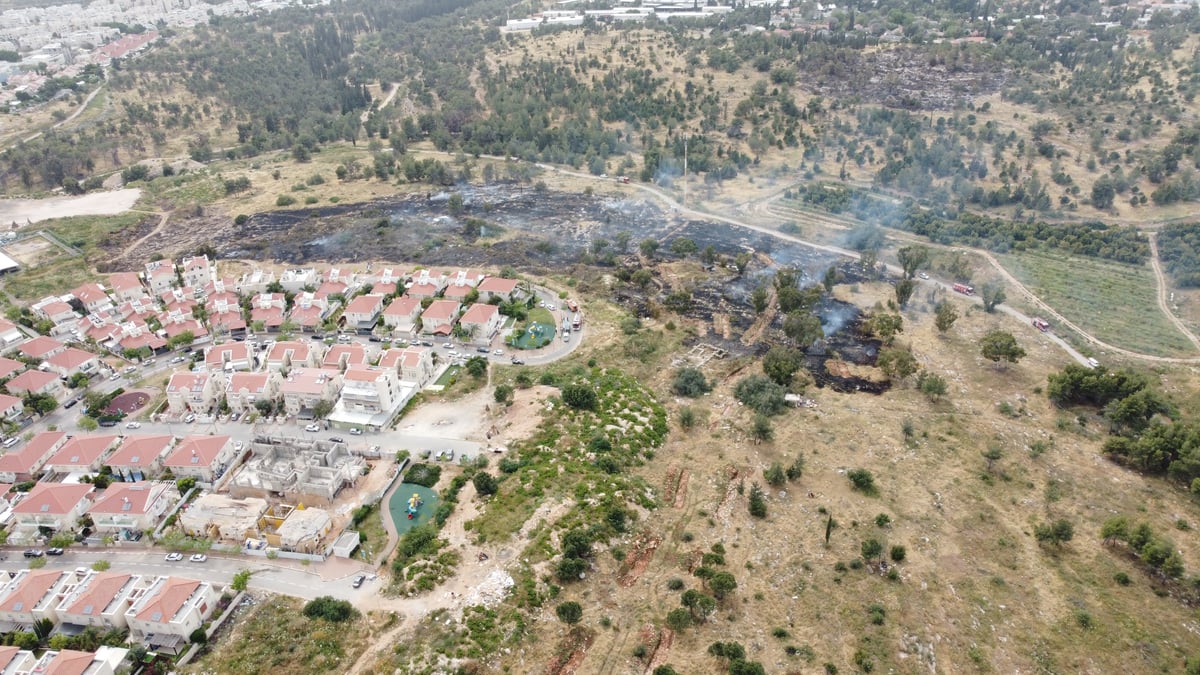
[225,435,367,505]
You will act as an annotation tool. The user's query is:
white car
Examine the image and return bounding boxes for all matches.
[918,272,929,280]
[164,552,184,562]
[305,423,321,432]
[184,413,196,424]
[492,349,504,356]
[189,554,208,563]
[125,422,141,429]
[349,428,363,436]
[170,356,187,364]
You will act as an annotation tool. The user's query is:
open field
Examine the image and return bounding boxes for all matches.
[184,594,388,675]
[998,251,1195,357]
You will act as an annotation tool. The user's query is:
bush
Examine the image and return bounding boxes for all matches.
[404,463,442,488]
[189,627,208,644]
[275,194,296,206]
[472,472,498,496]
[748,482,767,518]
[672,368,711,397]
[764,463,786,487]
[555,601,583,624]
[561,383,597,410]
[733,375,788,416]
[667,578,685,591]
[847,469,878,495]
[889,545,907,562]
[303,596,358,622]
[665,607,692,631]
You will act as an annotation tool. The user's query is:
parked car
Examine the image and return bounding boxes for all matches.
[184,413,196,424]
[328,436,345,443]
[75,567,89,576]
[125,421,141,429]
[419,449,432,459]
[349,428,363,436]
[46,548,63,556]
[189,554,208,563]
[171,356,187,364]
[165,552,184,562]
[493,349,505,356]
[109,373,120,381]
[22,550,43,558]
[2,437,19,448]
[98,419,118,428]
[63,398,78,409]
[510,358,525,365]
[230,412,241,422]
[368,336,382,343]
[352,574,366,588]
[305,423,321,432]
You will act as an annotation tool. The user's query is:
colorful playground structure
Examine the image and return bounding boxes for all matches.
[406,493,423,520]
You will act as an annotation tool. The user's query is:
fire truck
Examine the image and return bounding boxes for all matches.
[952,283,974,296]
[1032,318,1050,332]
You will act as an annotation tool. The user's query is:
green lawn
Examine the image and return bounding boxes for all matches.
[526,307,554,326]
[434,365,461,387]
[998,251,1196,357]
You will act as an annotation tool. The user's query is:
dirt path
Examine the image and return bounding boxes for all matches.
[361,83,402,124]
[1147,232,1200,351]
[3,84,106,151]
[113,210,172,261]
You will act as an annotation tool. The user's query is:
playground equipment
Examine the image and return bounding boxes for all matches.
[406,493,423,520]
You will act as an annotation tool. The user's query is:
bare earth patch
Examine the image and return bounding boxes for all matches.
[0,189,142,225]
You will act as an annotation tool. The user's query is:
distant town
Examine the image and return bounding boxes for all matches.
[0,0,328,110]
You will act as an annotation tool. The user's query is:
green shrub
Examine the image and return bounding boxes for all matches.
[302,596,358,623]
[275,194,296,206]
[404,463,442,487]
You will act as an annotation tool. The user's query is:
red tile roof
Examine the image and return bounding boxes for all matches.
[163,436,230,469]
[12,483,93,516]
[18,336,64,359]
[46,435,117,470]
[89,483,166,516]
[60,572,132,617]
[460,303,499,325]
[6,369,58,394]
[135,577,200,623]
[44,348,96,370]
[105,435,173,469]
[0,569,65,615]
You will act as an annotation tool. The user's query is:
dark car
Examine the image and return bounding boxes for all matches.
[22,550,43,558]
[510,358,525,365]
[352,574,366,588]
[476,347,489,353]
[64,398,79,409]
[328,436,345,443]
[368,336,382,343]
[98,419,118,427]
[46,548,64,556]
[311,333,325,341]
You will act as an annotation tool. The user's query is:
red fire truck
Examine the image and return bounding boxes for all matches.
[952,283,974,296]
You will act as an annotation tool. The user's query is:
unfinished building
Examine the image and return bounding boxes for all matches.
[225,436,366,504]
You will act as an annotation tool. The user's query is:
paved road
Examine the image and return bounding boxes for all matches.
[0,548,376,602]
